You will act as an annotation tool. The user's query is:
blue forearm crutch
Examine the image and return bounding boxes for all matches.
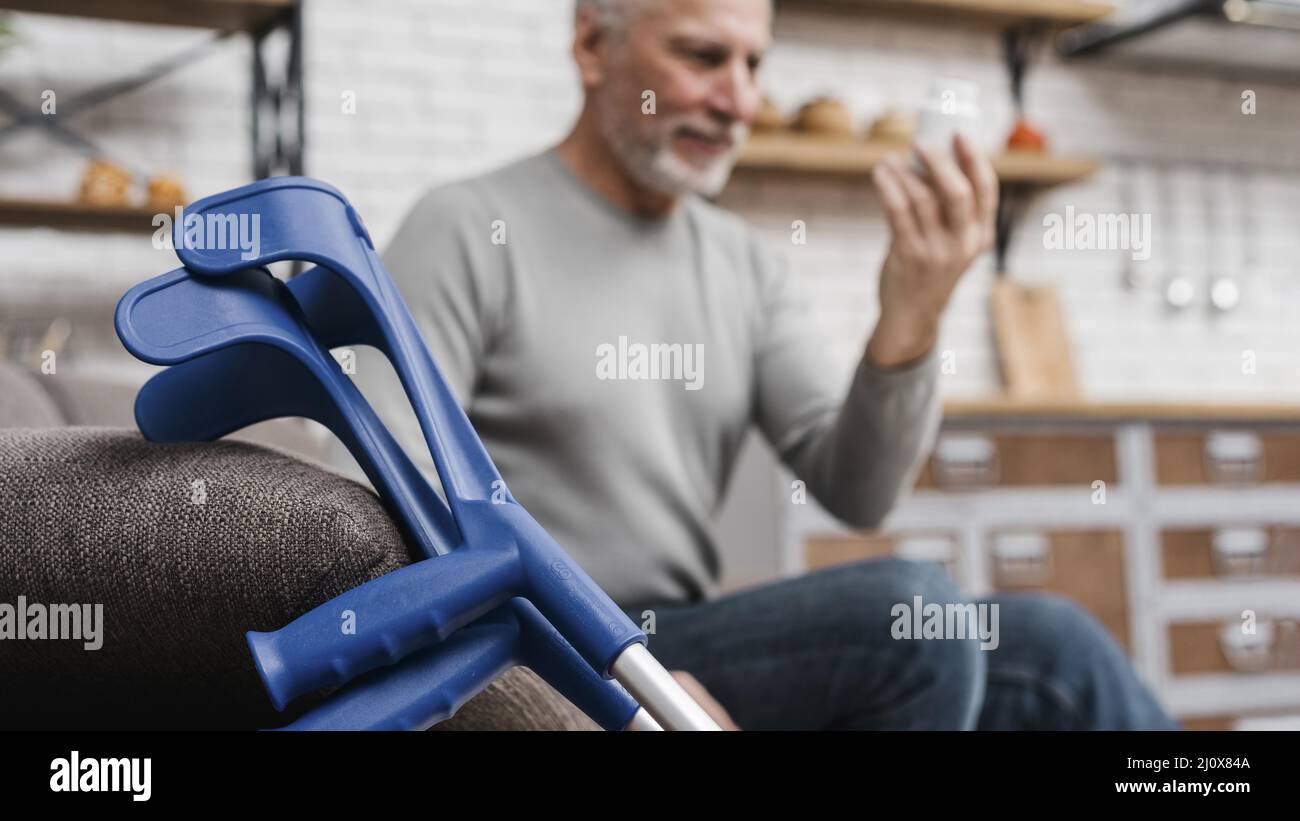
[122,177,716,729]
[116,265,648,730]
[172,177,719,730]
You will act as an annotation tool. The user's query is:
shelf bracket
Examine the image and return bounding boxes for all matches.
[251,3,304,179]
[0,30,234,178]
[994,181,1021,276]
[994,20,1052,276]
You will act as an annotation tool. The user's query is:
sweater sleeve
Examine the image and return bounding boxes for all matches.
[751,241,941,529]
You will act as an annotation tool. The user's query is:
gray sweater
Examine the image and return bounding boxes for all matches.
[330,149,941,605]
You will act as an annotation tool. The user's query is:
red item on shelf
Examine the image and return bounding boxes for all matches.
[1007,118,1048,153]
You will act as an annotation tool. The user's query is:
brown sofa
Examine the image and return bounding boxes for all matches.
[0,360,595,730]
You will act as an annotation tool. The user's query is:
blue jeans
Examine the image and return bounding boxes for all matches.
[627,557,1179,730]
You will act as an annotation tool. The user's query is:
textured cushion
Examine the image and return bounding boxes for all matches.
[0,427,594,730]
[437,666,596,731]
[0,360,65,428]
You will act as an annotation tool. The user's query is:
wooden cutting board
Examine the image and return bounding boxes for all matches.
[991,278,1079,400]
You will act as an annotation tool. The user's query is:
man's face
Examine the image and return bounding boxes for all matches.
[592,0,771,198]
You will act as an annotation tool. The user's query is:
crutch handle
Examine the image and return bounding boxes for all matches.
[279,599,641,731]
[247,548,518,711]
[278,611,519,731]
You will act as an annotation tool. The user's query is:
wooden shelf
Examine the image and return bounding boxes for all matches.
[991,149,1100,185]
[0,0,292,32]
[0,198,160,232]
[736,132,1100,186]
[944,397,1300,423]
[791,0,1115,27]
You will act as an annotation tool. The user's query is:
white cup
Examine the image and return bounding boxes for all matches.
[912,77,981,174]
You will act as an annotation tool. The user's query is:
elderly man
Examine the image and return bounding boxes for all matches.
[338,0,1176,730]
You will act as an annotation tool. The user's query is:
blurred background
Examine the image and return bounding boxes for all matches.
[2,0,1299,729]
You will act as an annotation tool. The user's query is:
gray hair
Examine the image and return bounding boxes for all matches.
[573,0,652,31]
[574,0,773,31]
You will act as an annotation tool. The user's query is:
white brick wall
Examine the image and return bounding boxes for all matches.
[2,0,1298,400]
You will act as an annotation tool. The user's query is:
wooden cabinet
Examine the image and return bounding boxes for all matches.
[805,533,896,570]
[915,431,1118,490]
[1161,527,1300,580]
[802,529,1129,649]
[1169,619,1300,675]
[1180,712,1300,731]
[1154,428,1300,485]
[987,530,1130,652]
[805,532,960,577]
[790,403,1300,729]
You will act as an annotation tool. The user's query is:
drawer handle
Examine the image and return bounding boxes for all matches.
[1211,528,1270,576]
[895,535,957,570]
[933,434,999,488]
[991,532,1051,586]
[1203,430,1263,484]
[1218,620,1275,673]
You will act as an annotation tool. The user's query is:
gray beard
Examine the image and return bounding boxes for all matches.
[594,90,740,199]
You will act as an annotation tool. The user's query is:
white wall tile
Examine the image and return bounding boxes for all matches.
[2,1,1298,399]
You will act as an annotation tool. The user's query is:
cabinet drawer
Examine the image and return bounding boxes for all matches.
[1154,428,1300,485]
[1179,715,1237,731]
[805,532,960,578]
[916,432,1118,490]
[987,530,1129,652]
[1181,712,1300,731]
[1161,527,1300,580]
[1169,618,1300,675]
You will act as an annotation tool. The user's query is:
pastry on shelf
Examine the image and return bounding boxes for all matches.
[868,108,914,144]
[78,158,132,207]
[793,96,853,137]
[1006,117,1048,153]
[753,96,787,132]
[147,174,187,213]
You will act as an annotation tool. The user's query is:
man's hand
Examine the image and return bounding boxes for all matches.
[865,133,998,369]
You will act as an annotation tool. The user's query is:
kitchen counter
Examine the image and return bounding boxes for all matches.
[944,397,1300,423]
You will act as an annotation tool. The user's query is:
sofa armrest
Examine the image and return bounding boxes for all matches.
[0,427,594,730]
